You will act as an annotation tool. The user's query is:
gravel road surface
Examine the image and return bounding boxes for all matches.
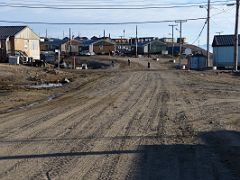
[0,58,239,180]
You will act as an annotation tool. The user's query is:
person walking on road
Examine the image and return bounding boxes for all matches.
[128,59,131,66]
[148,62,151,69]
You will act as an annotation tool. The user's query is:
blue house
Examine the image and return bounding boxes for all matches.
[212,35,240,68]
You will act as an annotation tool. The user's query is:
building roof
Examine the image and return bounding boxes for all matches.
[81,40,96,46]
[81,39,115,47]
[212,35,240,47]
[132,40,166,47]
[45,38,64,47]
[0,26,27,39]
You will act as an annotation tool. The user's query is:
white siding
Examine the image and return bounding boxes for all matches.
[15,27,39,40]
[14,27,40,59]
[29,40,40,59]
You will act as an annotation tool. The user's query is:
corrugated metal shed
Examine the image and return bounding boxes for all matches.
[0,26,27,39]
[212,35,240,47]
[212,35,240,67]
[188,54,207,70]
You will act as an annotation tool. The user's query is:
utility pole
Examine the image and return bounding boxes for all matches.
[175,20,187,65]
[69,28,71,40]
[207,0,211,67]
[169,24,177,57]
[135,25,138,58]
[69,28,72,55]
[45,29,48,39]
[234,0,239,71]
[119,36,123,52]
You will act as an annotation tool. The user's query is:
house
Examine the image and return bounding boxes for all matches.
[212,35,240,68]
[80,39,116,55]
[40,38,65,52]
[91,36,99,41]
[61,39,81,55]
[0,26,40,62]
[130,37,157,45]
[160,38,176,43]
[177,38,187,44]
[74,36,88,42]
[112,38,131,52]
[131,40,167,55]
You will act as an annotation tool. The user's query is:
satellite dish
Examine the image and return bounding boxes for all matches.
[184,48,192,55]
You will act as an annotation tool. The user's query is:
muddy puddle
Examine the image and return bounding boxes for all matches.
[76,60,111,69]
[29,83,63,89]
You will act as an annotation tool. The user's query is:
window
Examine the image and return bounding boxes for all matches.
[31,41,39,50]
[24,40,28,49]
[32,42,35,50]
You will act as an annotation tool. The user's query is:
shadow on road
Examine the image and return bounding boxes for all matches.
[129,130,240,180]
[0,130,239,179]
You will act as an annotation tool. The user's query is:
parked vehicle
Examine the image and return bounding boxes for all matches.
[79,50,95,56]
[40,52,56,64]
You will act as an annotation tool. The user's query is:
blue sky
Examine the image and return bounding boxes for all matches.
[0,0,236,46]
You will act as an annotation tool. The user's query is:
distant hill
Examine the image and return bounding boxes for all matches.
[183,44,213,57]
[166,42,212,57]
[198,44,213,53]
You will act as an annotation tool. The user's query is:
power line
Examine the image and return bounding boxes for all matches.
[191,20,208,45]
[0,0,234,6]
[0,1,235,10]
[0,17,206,26]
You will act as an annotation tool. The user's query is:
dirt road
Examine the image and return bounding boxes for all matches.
[0,58,239,180]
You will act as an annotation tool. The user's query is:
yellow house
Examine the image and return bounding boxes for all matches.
[0,26,40,62]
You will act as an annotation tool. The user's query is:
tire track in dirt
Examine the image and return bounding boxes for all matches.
[16,72,148,179]
[89,73,156,180]
[0,73,142,179]
[81,72,170,180]
[54,72,153,179]
[0,72,135,138]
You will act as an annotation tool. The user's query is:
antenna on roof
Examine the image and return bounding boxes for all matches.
[216,31,223,35]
